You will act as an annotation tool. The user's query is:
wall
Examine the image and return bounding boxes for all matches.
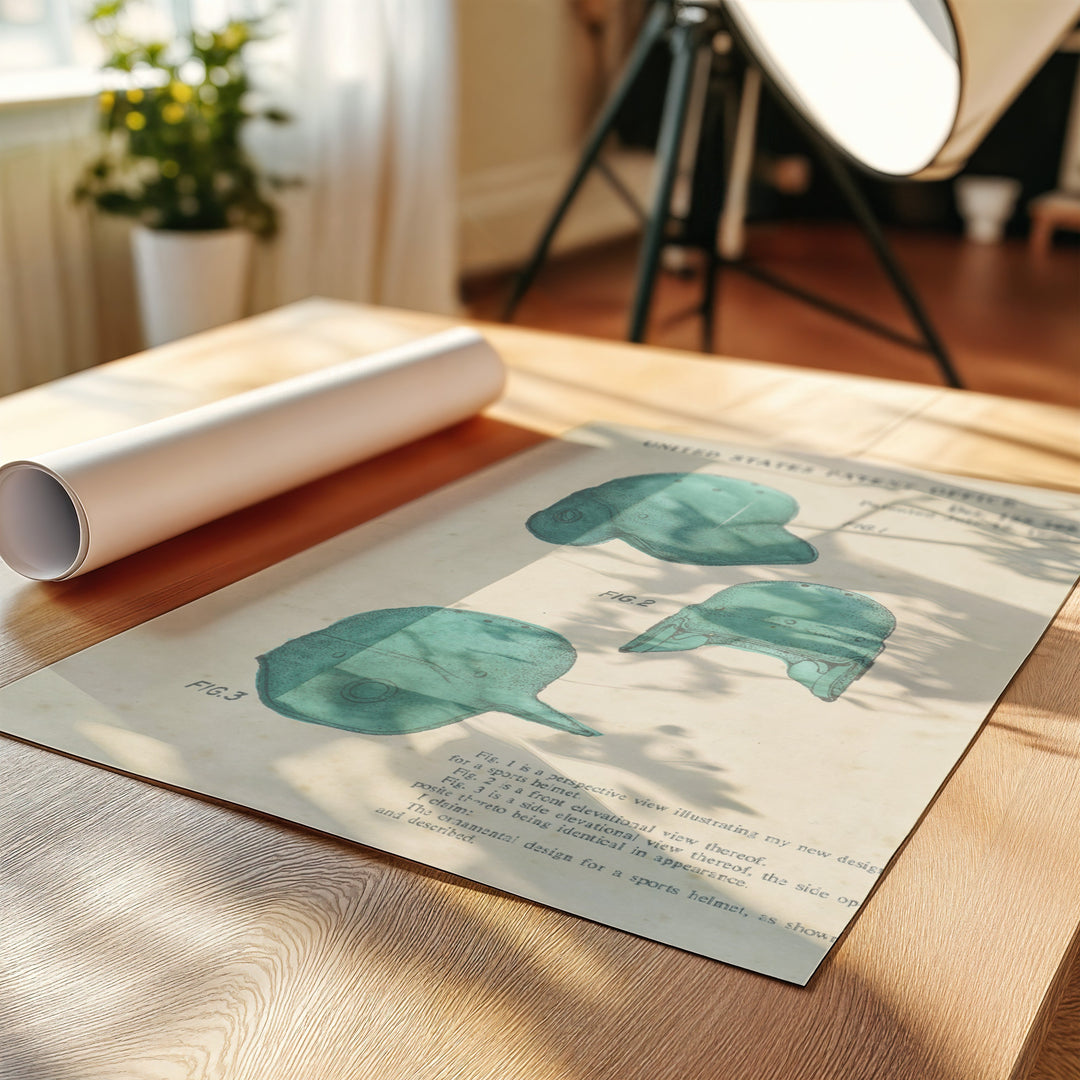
[456,0,653,277]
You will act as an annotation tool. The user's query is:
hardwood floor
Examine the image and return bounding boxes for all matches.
[465,221,1080,409]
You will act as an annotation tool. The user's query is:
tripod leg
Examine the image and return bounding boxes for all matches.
[502,0,672,321]
[717,66,761,261]
[700,58,747,352]
[701,246,719,351]
[628,15,709,343]
[661,41,714,275]
[813,140,964,389]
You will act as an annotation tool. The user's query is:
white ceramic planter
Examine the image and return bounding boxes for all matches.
[131,225,254,347]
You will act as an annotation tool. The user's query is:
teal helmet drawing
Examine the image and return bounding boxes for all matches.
[621,581,896,702]
[256,606,598,736]
[525,473,817,566]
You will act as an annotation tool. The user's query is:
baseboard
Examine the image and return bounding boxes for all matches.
[458,148,655,277]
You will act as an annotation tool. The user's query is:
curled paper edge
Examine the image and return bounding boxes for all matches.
[0,327,505,581]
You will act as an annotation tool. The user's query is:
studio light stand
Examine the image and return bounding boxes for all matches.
[502,0,965,389]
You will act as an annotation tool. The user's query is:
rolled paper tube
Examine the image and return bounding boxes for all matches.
[0,327,505,581]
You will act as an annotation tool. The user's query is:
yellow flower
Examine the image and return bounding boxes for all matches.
[220,24,246,50]
[99,91,115,111]
[125,112,147,131]
[161,160,180,178]
[162,102,185,124]
[170,82,194,103]
[126,88,144,104]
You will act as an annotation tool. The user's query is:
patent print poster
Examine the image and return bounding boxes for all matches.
[4,426,1079,984]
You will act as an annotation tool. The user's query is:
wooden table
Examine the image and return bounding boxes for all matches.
[1,298,1078,1080]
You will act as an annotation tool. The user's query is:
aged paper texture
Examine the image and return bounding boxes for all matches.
[4,427,1078,984]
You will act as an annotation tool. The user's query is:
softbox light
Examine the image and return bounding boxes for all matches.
[724,0,1080,179]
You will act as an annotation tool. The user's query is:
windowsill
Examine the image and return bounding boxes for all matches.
[0,68,103,109]
[0,65,167,110]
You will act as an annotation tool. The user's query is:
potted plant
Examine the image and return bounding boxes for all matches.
[75,0,289,347]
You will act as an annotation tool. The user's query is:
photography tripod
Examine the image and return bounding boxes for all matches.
[502,0,964,389]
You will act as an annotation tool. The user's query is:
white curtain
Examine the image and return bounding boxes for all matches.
[0,98,121,397]
[251,0,461,317]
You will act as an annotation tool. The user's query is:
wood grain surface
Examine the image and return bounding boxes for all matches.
[1,298,1078,1080]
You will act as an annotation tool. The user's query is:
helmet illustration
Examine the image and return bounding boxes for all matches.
[256,606,598,736]
[525,472,817,566]
[620,581,896,701]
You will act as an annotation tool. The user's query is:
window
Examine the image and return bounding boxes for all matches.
[0,1,261,103]
[0,0,83,72]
